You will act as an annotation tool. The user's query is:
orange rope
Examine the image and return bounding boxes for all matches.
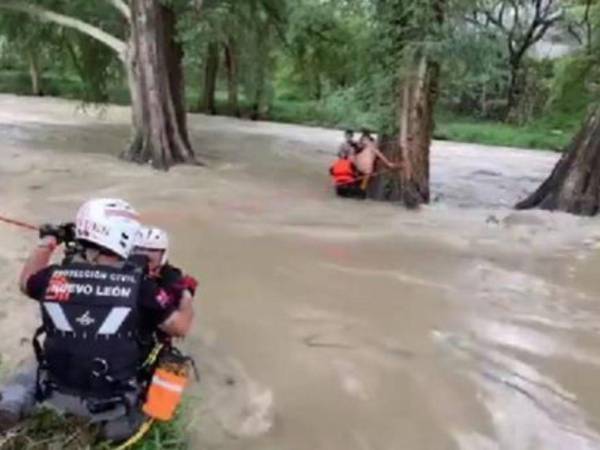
[0,215,38,231]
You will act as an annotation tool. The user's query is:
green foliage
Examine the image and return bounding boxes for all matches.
[279,0,368,100]
[60,30,122,103]
[0,408,102,450]
[547,53,599,116]
[0,69,129,104]
[438,28,509,118]
[0,407,189,450]
[436,111,575,151]
[0,0,124,102]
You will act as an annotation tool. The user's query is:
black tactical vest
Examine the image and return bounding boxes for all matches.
[38,262,147,399]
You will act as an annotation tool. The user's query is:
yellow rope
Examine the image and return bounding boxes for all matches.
[112,419,154,450]
[142,343,164,368]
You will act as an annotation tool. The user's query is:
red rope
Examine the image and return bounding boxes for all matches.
[0,215,38,231]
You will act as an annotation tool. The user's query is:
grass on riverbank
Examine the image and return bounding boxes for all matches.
[0,407,188,450]
[434,114,579,151]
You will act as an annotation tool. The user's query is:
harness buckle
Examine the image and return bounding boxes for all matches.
[91,358,109,377]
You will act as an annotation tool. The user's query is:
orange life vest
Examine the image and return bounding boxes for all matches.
[330,159,356,186]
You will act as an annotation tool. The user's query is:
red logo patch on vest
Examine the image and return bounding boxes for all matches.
[45,274,71,302]
[156,289,172,308]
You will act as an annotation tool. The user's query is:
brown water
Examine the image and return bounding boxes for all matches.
[1,95,600,450]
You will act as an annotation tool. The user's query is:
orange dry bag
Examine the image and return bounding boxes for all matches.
[143,349,197,421]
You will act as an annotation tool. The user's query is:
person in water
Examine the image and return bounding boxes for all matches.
[354,131,399,190]
[329,148,366,199]
[131,225,198,344]
[338,129,357,158]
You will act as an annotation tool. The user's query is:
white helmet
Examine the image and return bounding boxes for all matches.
[75,198,140,258]
[134,226,169,265]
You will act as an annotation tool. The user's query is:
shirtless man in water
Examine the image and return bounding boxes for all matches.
[353,131,398,190]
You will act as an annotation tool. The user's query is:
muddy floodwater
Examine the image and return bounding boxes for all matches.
[1,95,600,450]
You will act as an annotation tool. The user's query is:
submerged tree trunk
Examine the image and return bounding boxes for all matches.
[516,107,600,215]
[250,73,265,121]
[369,55,439,207]
[199,41,219,115]
[26,47,42,96]
[369,0,445,207]
[224,36,240,117]
[121,0,196,169]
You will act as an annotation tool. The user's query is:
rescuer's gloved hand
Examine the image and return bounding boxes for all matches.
[176,275,198,297]
[39,222,75,245]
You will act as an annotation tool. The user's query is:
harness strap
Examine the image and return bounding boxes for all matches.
[32,326,51,402]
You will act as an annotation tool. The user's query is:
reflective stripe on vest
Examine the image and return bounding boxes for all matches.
[43,303,74,332]
[151,374,185,393]
[43,303,132,336]
[97,307,132,335]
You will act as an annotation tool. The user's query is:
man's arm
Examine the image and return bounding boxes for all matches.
[159,291,194,338]
[19,236,57,294]
[372,146,396,169]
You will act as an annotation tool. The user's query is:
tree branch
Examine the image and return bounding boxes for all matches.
[483,9,509,31]
[0,0,127,59]
[105,0,131,22]
[530,14,562,44]
[581,0,593,53]
[566,23,584,46]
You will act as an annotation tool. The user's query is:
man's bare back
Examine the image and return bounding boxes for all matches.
[353,137,395,175]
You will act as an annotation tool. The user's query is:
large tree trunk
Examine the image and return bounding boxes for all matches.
[505,59,524,123]
[199,41,219,115]
[26,46,42,96]
[369,55,440,207]
[516,107,600,215]
[369,0,444,207]
[224,36,240,117]
[250,58,269,121]
[250,74,265,121]
[121,0,196,169]
[162,4,191,149]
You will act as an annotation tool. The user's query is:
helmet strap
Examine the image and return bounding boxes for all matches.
[84,248,101,264]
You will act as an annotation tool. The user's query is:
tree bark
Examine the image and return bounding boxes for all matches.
[250,70,265,121]
[505,59,524,123]
[516,107,600,215]
[368,0,445,207]
[121,0,196,169]
[26,46,42,96]
[162,3,190,148]
[224,36,240,117]
[199,41,219,115]
[369,55,439,207]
